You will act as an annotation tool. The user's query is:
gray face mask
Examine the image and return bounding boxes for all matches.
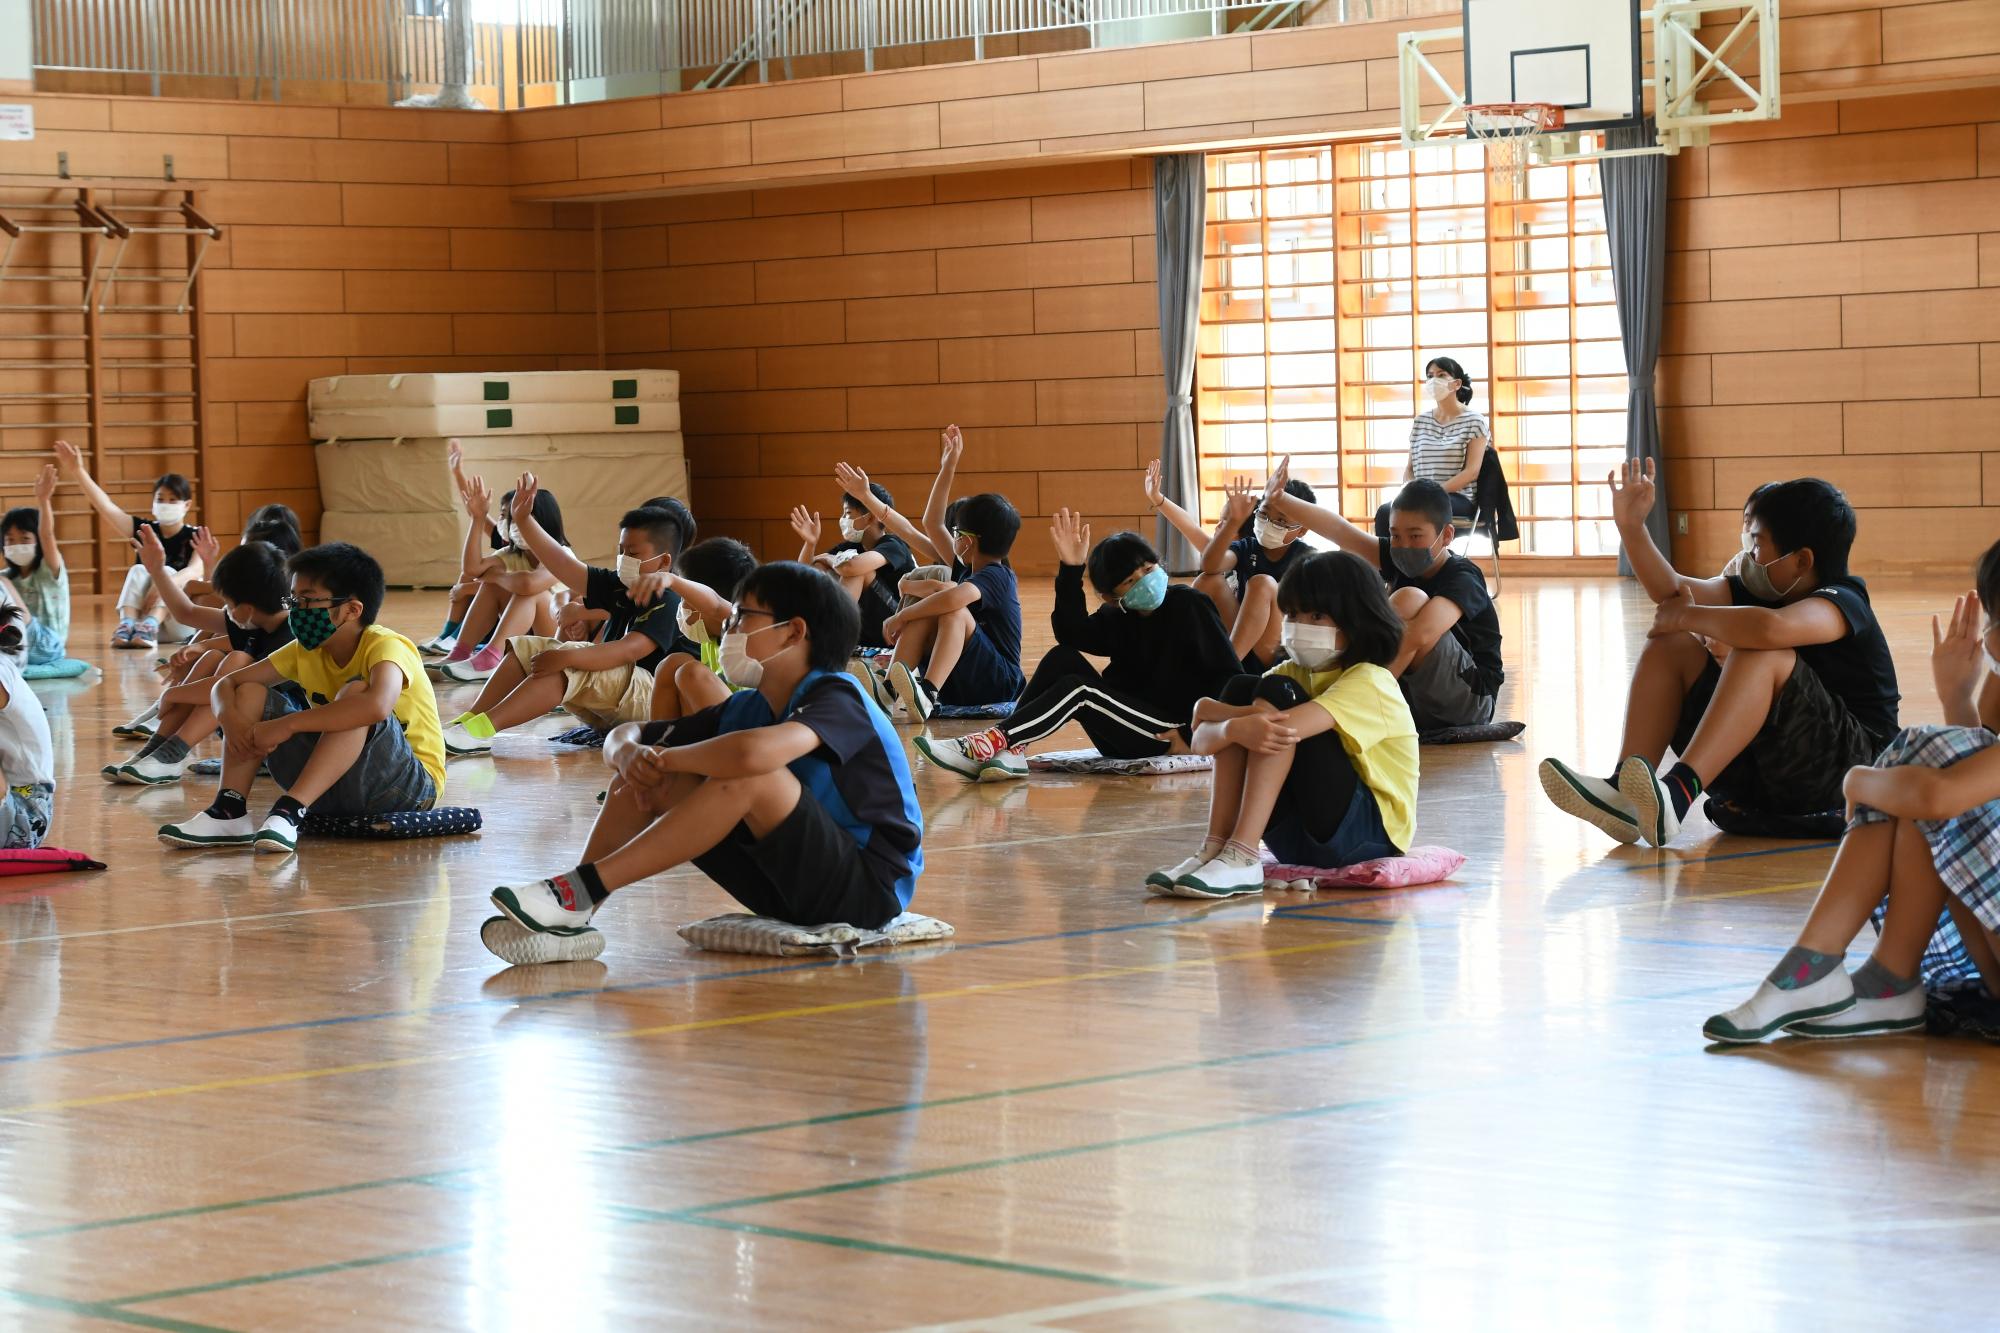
[1388,542,1438,579]
[1738,553,1800,603]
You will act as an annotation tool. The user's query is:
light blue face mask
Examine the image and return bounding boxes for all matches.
[1121,565,1168,613]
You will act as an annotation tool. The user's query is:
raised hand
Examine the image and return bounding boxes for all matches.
[463,473,492,522]
[52,439,83,480]
[835,461,872,505]
[510,473,538,524]
[192,525,220,573]
[1142,458,1166,509]
[447,438,463,473]
[133,523,167,574]
[1222,475,1258,530]
[1050,507,1091,567]
[34,463,56,506]
[1933,591,1987,717]
[789,504,822,549]
[940,423,964,468]
[1609,457,1657,528]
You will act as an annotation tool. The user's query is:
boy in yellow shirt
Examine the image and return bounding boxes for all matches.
[159,542,445,856]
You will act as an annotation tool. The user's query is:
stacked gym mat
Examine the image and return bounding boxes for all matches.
[309,371,687,586]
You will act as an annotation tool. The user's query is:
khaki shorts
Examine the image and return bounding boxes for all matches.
[507,634,654,732]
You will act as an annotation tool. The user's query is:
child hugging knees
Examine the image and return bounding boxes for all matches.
[436,475,571,683]
[1145,457,1315,672]
[0,606,56,849]
[483,561,924,966]
[1151,551,1419,898]
[1540,464,1899,849]
[1,464,70,668]
[106,535,294,786]
[916,509,1241,782]
[1704,540,2000,1044]
[641,536,757,723]
[55,440,204,651]
[440,479,691,756]
[158,542,445,856]
[791,471,917,651]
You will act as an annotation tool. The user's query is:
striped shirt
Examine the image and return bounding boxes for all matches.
[1408,409,1488,503]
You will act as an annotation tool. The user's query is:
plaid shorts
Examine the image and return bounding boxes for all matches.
[261,689,437,818]
[1854,725,2000,987]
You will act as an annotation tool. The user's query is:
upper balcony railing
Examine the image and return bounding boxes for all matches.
[31,0,1384,108]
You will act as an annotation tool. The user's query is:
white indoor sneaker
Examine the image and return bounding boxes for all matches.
[846,658,896,715]
[1146,852,1212,893]
[111,752,190,786]
[439,659,495,684]
[442,723,493,757]
[158,810,259,850]
[887,662,936,724]
[1167,854,1267,899]
[253,813,300,856]
[1702,968,1856,1043]
[1786,982,1927,1039]
[418,633,458,657]
[480,914,607,966]
[491,874,599,935]
[1538,757,1641,845]
[1618,754,1685,849]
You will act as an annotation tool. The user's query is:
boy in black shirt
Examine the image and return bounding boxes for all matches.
[918,512,1241,781]
[1191,474,1317,670]
[1261,468,1505,732]
[789,478,916,649]
[483,561,925,965]
[1541,464,1899,848]
[440,478,688,756]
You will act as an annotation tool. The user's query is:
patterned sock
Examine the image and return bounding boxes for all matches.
[1663,762,1703,819]
[1766,946,1843,992]
[207,787,248,821]
[468,642,506,672]
[461,712,498,740]
[571,861,610,906]
[1220,839,1262,866]
[1197,836,1225,862]
[268,794,306,828]
[147,736,191,765]
[1850,957,1918,999]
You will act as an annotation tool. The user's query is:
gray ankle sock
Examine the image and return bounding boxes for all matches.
[146,736,190,764]
[132,733,165,760]
[1767,946,1843,991]
[1850,957,1918,999]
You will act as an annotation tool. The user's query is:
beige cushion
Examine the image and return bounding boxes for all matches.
[309,369,678,411]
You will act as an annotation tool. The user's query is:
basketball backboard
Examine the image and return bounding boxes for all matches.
[1465,0,1644,132]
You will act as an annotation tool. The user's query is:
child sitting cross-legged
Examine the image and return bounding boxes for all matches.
[105,532,294,786]
[483,561,924,965]
[439,478,691,756]
[1151,551,1419,897]
[158,542,445,856]
[638,535,758,723]
[1540,463,1900,848]
[1704,549,2000,1043]
[1,465,70,668]
[917,509,1241,782]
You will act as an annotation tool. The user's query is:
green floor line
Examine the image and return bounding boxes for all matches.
[0,1285,238,1332]
[11,1172,457,1242]
[106,1244,472,1310]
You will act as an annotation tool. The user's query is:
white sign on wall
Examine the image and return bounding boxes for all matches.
[0,106,32,141]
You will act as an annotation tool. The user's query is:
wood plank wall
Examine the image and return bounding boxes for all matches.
[0,97,592,543]
[1661,86,2000,575]
[598,160,1164,569]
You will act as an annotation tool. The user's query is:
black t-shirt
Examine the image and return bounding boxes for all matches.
[135,517,195,571]
[1050,568,1241,721]
[1228,535,1310,585]
[1379,539,1505,697]
[831,535,915,645]
[1725,573,1901,742]
[963,562,1022,670]
[582,565,683,675]
[226,614,293,660]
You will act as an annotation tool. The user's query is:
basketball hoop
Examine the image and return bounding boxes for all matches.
[1466,102,1564,191]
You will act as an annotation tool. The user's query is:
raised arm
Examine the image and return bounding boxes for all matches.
[1611,459,1729,607]
[457,475,502,581]
[135,526,224,635]
[53,439,132,532]
[1199,480,1256,576]
[508,472,590,594]
[1259,457,1378,565]
[34,464,63,576]
[789,504,823,565]
[920,424,964,564]
[836,462,940,564]
[1930,592,1989,730]
[1143,458,1210,553]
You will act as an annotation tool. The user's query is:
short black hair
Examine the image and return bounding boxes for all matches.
[154,473,193,502]
[1085,530,1156,598]
[1739,481,1778,518]
[1244,479,1318,540]
[1978,539,2000,614]
[1390,478,1452,533]
[955,493,1020,558]
[619,504,691,561]
[642,496,697,547]
[213,540,291,615]
[842,482,893,515]
[499,488,568,551]
[244,508,302,557]
[287,541,386,626]
[1276,551,1403,669]
[2,506,43,577]
[1424,356,1475,405]
[679,536,757,600]
[1749,478,1855,582]
[0,604,24,659]
[738,560,859,672]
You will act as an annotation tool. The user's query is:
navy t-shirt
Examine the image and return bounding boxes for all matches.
[582,565,683,675]
[641,671,924,907]
[226,614,293,660]
[962,562,1022,671]
[1228,535,1310,585]
[831,534,915,645]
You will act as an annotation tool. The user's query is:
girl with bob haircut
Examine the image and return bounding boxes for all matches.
[1152,550,1421,897]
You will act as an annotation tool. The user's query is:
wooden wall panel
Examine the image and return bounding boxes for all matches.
[1665,86,2000,574]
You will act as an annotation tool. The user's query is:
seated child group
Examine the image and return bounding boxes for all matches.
[22,357,2000,1047]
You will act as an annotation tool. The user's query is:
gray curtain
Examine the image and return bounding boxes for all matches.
[1152,152,1206,574]
[1601,126,1670,574]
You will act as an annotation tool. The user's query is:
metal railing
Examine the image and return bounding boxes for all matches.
[32,0,1376,106]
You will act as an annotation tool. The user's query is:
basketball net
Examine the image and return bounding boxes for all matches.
[1466,103,1564,193]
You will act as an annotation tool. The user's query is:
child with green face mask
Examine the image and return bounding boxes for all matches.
[917,512,1243,783]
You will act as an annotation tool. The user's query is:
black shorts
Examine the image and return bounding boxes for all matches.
[1674,654,1884,814]
[693,790,904,930]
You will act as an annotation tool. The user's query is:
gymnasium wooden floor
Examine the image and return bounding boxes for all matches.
[4,573,1997,1330]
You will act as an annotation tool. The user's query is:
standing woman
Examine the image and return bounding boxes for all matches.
[1375,356,1488,539]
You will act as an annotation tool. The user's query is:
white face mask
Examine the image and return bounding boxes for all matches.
[153,500,189,525]
[1253,514,1292,549]
[1423,376,1454,404]
[1738,550,1802,603]
[616,554,645,589]
[839,513,866,543]
[3,543,36,567]
[1281,621,1342,671]
[1986,648,2000,679]
[719,626,779,688]
[497,521,516,548]
[226,601,255,629]
[676,600,709,645]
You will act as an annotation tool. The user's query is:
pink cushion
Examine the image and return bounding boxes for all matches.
[1264,845,1465,889]
[0,848,104,877]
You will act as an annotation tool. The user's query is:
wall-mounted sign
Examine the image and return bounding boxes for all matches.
[0,105,32,141]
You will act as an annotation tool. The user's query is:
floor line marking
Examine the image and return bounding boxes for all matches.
[105,1244,471,1310]
[0,1286,236,1332]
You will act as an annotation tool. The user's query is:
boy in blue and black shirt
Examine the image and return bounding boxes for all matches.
[484,561,924,964]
